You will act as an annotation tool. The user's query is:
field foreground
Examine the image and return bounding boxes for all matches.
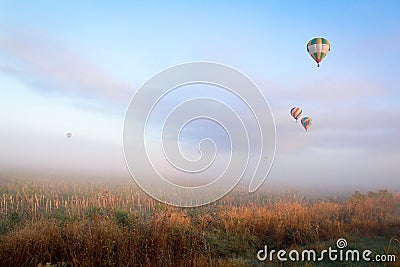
[0,177,399,266]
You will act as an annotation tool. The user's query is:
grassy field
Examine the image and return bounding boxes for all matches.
[0,177,399,266]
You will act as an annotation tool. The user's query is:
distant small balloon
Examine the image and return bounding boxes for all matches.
[67,132,72,139]
[301,117,312,131]
[290,107,302,121]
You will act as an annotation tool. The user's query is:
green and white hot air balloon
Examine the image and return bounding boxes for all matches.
[307,37,330,67]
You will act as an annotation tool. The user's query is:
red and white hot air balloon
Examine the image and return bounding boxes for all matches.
[290,107,303,122]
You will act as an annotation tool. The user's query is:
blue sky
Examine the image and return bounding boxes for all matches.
[0,1,399,190]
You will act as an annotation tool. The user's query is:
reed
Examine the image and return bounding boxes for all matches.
[0,178,398,266]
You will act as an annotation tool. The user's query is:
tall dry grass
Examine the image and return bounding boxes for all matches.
[0,178,399,266]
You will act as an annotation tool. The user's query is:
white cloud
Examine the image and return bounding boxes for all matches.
[0,28,133,103]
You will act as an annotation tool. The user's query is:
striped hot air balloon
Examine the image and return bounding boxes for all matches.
[301,117,312,131]
[290,107,302,121]
[307,37,330,67]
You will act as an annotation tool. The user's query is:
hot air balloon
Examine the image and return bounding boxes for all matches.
[290,107,302,121]
[307,37,330,67]
[66,132,72,139]
[301,117,312,131]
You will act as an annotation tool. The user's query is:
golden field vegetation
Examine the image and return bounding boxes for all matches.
[0,177,399,266]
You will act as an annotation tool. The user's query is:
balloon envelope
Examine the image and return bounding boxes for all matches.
[301,117,312,131]
[307,37,330,67]
[66,132,72,139]
[290,107,302,121]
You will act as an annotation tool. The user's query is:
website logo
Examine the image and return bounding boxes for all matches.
[257,238,397,263]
